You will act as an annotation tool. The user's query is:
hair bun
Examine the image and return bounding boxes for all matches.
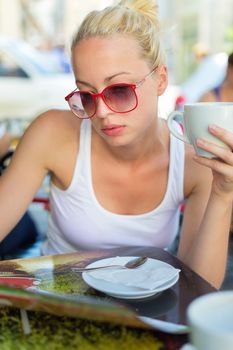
[119,0,160,28]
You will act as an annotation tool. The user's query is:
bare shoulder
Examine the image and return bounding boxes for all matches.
[184,144,212,198]
[16,109,81,174]
[25,109,80,142]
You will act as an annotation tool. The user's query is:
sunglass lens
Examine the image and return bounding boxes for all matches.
[103,85,137,112]
[80,92,95,117]
[68,92,95,118]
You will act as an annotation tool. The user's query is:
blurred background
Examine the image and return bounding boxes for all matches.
[0,0,233,127]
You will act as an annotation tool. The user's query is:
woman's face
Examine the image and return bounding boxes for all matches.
[72,35,167,147]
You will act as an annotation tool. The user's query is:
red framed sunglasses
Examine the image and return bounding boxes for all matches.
[65,68,157,119]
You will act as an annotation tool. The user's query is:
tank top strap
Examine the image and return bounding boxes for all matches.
[78,119,91,164]
[66,119,92,192]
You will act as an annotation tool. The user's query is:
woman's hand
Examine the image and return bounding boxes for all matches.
[193,124,233,198]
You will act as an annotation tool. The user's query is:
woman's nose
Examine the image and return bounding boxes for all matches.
[95,96,111,118]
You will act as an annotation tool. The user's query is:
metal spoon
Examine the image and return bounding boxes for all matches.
[72,256,148,272]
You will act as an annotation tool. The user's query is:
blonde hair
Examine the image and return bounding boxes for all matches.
[72,0,166,68]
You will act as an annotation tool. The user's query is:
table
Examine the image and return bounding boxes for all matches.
[0,246,216,349]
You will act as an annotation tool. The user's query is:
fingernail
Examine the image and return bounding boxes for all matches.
[196,138,204,146]
[209,124,218,131]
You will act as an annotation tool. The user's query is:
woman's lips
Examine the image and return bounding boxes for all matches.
[101,125,125,136]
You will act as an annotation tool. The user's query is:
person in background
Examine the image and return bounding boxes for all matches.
[51,43,72,74]
[0,123,39,258]
[199,52,233,102]
[181,43,228,103]
[192,42,210,62]
[0,124,11,159]
[38,39,72,74]
[0,0,233,288]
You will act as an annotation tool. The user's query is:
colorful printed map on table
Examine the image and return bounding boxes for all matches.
[0,250,188,334]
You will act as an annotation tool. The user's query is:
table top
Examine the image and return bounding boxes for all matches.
[109,246,216,325]
[0,246,216,349]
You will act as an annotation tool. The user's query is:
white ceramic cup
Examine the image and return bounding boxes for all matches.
[167,102,233,158]
[187,291,233,350]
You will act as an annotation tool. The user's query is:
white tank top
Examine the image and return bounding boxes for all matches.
[42,120,185,255]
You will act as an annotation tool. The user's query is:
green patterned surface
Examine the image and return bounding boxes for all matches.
[0,252,187,349]
[0,307,163,350]
[0,253,144,326]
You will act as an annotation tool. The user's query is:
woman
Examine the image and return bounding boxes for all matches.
[200,52,233,102]
[0,0,233,288]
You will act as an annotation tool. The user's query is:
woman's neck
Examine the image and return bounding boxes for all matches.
[93,118,169,164]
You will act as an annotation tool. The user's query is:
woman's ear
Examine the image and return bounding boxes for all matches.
[157,65,168,96]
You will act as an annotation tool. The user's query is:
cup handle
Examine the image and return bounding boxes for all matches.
[167,111,190,144]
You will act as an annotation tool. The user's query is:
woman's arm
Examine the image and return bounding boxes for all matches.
[0,109,80,243]
[0,115,51,241]
[178,126,233,289]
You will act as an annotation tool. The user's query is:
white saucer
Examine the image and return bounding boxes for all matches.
[82,256,180,300]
